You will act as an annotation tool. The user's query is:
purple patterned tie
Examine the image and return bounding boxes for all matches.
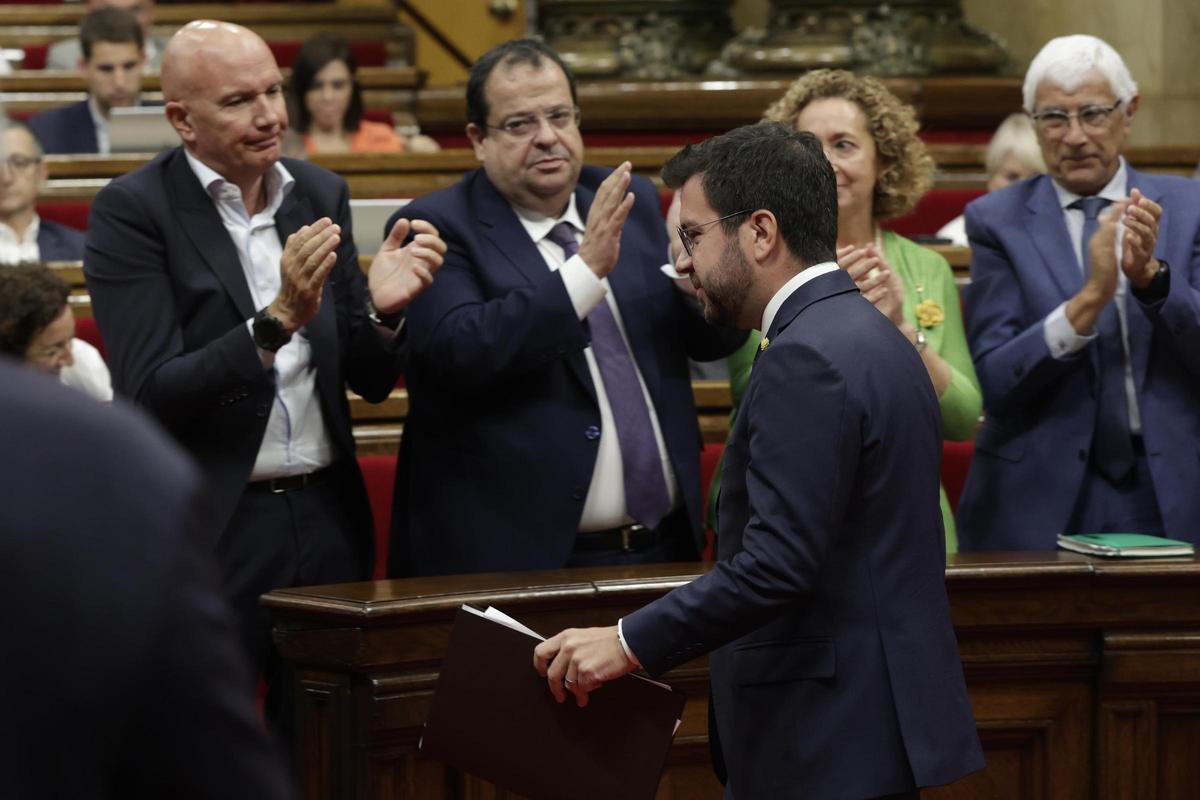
[547,222,671,529]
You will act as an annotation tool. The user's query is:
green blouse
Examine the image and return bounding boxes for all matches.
[707,232,982,554]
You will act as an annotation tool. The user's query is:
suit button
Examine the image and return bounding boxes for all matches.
[255,403,270,417]
[571,486,585,500]
[584,425,600,441]
[1078,449,1087,461]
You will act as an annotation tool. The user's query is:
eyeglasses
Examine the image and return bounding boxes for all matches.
[486,106,581,140]
[677,210,751,259]
[2,154,42,172]
[1030,101,1123,135]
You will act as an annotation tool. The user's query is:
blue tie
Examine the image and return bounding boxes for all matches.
[547,222,672,529]
[1072,196,1135,484]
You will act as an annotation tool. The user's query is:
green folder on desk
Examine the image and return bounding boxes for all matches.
[1057,533,1195,558]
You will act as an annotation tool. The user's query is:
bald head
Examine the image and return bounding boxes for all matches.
[161,20,273,102]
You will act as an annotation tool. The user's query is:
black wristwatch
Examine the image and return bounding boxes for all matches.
[251,307,292,352]
[366,295,406,330]
[1132,260,1170,303]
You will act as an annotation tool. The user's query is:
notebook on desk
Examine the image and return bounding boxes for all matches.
[349,198,409,255]
[108,106,178,154]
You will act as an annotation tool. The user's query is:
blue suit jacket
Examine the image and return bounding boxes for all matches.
[37,218,85,262]
[0,361,291,799]
[957,169,1200,550]
[385,166,742,576]
[83,148,404,552]
[624,270,984,798]
[28,101,98,154]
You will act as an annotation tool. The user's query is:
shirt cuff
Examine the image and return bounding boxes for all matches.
[616,618,642,668]
[1044,302,1095,360]
[560,254,606,320]
[246,318,276,369]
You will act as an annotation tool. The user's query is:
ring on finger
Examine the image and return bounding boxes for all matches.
[564,677,576,687]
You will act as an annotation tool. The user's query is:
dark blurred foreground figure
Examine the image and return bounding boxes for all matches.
[0,359,292,800]
[535,123,984,799]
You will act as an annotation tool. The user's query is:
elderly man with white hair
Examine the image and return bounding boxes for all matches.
[956,35,1200,551]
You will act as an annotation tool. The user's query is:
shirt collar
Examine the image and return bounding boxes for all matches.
[511,193,586,244]
[1052,157,1128,210]
[184,148,295,221]
[760,261,840,334]
[0,215,39,246]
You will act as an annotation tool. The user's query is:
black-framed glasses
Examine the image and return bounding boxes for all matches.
[1030,101,1123,135]
[677,210,751,259]
[486,106,581,140]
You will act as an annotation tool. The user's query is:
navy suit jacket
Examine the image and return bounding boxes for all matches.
[957,169,1200,550]
[624,270,984,799]
[0,361,291,799]
[385,166,742,576]
[84,148,403,552]
[36,218,85,261]
[28,100,98,154]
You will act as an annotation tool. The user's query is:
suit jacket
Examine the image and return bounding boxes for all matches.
[623,270,984,799]
[386,166,742,576]
[83,148,403,553]
[957,169,1200,550]
[28,100,98,154]
[0,361,291,799]
[36,217,85,261]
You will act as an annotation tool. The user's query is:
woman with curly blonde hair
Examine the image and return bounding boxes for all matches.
[715,69,981,553]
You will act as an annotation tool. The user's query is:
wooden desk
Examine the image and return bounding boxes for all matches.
[265,553,1200,800]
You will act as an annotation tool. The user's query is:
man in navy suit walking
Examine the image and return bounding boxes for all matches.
[385,39,743,577]
[535,123,984,799]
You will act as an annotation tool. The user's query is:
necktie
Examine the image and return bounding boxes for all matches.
[546,222,672,529]
[1072,196,1135,484]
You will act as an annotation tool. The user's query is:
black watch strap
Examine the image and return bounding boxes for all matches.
[251,308,292,352]
[1132,260,1170,304]
[366,295,406,330]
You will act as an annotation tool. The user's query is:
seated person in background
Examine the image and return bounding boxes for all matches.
[0,123,86,264]
[29,7,146,155]
[750,68,982,553]
[937,113,1046,245]
[287,33,439,156]
[46,0,166,73]
[957,35,1200,550]
[0,264,112,401]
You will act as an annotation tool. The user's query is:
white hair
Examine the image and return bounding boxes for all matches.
[1022,35,1138,112]
[985,113,1045,176]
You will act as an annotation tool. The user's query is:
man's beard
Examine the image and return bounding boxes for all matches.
[697,238,752,328]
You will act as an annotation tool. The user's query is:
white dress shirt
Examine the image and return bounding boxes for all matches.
[87,97,111,155]
[185,150,335,480]
[1040,158,1141,433]
[0,218,41,265]
[60,338,112,402]
[511,195,679,532]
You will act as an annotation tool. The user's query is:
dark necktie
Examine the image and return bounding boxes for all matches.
[547,222,671,529]
[1072,196,1135,484]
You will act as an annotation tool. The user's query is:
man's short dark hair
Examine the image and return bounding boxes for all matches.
[465,38,577,129]
[662,122,839,268]
[80,6,144,61]
[0,265,70,358]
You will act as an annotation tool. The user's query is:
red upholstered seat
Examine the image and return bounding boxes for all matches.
[357,454,397,579]
[267,40,388,69]
[21,43,49,70]
[74,316,106,361]
[940,440,975,513]
[882,188,986,238]
[699,441,724,560]
[38,202,90,232]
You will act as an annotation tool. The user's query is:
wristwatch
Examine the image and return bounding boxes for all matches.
[366,295,406,330]
[913,329,928,354]
[251,307,292,352]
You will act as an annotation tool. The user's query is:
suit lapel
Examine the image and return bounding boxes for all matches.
[167,152,256,319]
[1025,176,1084,302]
[768,268,859,342]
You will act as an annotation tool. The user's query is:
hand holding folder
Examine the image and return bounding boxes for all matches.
[533,624,638,707]
[420,606,685,800]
